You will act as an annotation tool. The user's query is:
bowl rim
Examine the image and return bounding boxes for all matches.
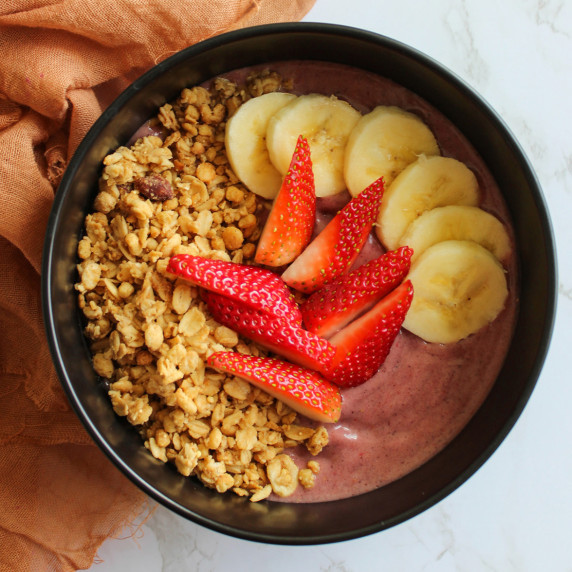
[41,21,558,544]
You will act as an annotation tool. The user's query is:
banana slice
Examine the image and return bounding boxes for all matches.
[266,94,361,197]
[400,205,512,263]
[376,155,479,250]
[344,105,440,197]
[403,240,508,344]
[225,92,297,199]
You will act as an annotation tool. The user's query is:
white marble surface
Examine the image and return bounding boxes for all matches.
[87,1,572,570]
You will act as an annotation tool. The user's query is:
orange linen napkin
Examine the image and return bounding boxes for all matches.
[0,1,315,570]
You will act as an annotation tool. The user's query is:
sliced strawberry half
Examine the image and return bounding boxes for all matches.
[203,290,335,374]
[255,135,316,267]
[281,176,385,293]
[301,246,413,338]
[167,254,302,325]
[325,280,414,387]
[207,352,342,423]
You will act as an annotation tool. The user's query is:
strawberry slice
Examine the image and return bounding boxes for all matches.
[203,290,335,374]
[166,254,302,325]
[255,135,316,267]
[281,176,385,293]
[301,246,413,338]
[325,280,414,387]
[207,352,342,423]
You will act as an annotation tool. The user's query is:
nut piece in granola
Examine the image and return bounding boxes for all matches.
[267,454,299,497]
[134,173,174,201]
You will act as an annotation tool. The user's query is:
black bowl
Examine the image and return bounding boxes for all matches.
[42,23,557,544]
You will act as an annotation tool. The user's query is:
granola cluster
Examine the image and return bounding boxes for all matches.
[75,71,328,501]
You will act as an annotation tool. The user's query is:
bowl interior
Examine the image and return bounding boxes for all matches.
[42,23,556,544]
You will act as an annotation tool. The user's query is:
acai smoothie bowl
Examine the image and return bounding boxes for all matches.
[42,23,556,544]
